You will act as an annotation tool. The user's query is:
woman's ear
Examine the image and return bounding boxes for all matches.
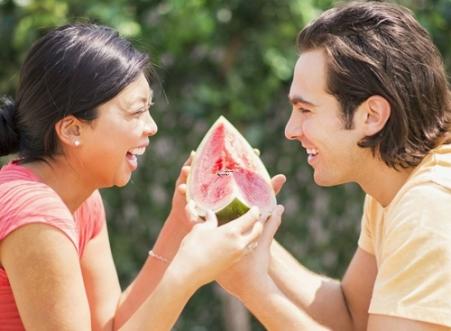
[362,95,391,136]
[54,116,82,147]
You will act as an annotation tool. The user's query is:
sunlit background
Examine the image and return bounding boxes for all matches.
[1,0,450,329]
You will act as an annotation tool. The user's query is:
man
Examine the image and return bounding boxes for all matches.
[218,1,451,330]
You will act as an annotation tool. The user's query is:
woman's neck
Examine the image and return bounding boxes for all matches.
[22,157,94,213]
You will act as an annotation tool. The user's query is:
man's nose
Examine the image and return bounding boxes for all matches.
[284,111,302,141]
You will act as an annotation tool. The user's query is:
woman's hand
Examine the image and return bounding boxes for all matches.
[150,153,195,262]
[167,152,195,230]
[169,206,264,290]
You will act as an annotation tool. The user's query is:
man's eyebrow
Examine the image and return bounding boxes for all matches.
[288,94,317,107]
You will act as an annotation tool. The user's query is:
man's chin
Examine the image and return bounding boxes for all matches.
[313,173,343,187]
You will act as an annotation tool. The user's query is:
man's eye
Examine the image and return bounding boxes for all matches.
[299,107,311,113]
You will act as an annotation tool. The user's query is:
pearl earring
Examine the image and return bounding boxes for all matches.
[74,140,80,147]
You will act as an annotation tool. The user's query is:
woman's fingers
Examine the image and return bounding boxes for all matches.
[204,209,218,228]
[183,151,196,166]
[185,200,200,224]
[176,183,187,197]
[185,200,213,226]
[175,165,191,188]
[175,151,195,188]
[271,174,286,195]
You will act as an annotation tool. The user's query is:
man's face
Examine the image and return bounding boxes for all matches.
[285,48,368,186]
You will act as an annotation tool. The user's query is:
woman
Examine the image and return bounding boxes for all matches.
[0,23,281,330]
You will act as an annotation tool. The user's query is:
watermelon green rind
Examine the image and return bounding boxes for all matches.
[215,197,251,224]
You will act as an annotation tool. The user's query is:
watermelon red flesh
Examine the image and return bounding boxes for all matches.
[188,117,276,220]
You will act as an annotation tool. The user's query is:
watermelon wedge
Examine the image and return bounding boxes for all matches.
[187,116,276,223]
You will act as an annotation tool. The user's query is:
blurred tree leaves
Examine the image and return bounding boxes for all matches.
[1,0,450,329]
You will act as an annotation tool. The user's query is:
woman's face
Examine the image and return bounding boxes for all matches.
[75,72,157,188]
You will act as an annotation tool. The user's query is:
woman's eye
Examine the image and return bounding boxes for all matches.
[131,102,153,116]
[133,108,147,116]
[299,107,311,113]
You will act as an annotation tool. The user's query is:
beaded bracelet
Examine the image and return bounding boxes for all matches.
[148,250,169,263]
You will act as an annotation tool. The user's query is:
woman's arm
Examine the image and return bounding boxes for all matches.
[118,207,263,330]
[113,160,194,328]
[0,223,92,331]
[79,211,191,331]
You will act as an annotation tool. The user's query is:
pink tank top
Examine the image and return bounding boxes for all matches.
[0,162,105,330]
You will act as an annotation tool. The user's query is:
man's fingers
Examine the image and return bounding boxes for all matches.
[242,220,264,246]
[224,207,260,233]
[260,205,284,248]
[271,174,286,195]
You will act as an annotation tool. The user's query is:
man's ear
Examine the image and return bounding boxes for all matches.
[54,116,82,147]
[361,95,391,136]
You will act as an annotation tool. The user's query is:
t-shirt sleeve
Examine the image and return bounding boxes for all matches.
[357,194,374,254]
[85,190,106,239]
[369,184,451,327]
[0,181,78,252]
[73,189,106,256]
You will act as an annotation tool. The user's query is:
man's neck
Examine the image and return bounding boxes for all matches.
[357,159,415,208]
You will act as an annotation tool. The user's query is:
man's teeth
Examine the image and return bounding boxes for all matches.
[306,148,318,156]
[128,147,146,156]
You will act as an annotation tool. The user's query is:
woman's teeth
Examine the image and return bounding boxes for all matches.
[128,147,146,156]
[306,148,318,157]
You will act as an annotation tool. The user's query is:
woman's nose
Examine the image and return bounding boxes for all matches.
[143,112,158,136]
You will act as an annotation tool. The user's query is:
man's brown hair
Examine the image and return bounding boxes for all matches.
[297,1,451,169]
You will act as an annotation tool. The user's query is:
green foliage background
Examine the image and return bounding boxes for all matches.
[1,0,450,329]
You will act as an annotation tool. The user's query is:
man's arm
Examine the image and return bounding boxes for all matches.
[368,314,451,331]
[269,242,377,331]
[218,207,346,330]
[220,202,437,331]
[235,273,331,331]
[270,243,451,331]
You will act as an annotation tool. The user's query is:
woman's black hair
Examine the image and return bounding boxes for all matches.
[0,23,150,162]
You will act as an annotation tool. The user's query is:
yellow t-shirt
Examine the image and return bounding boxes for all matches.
[358,144,451,327]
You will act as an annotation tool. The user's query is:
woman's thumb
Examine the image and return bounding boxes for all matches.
[204,209,218,228]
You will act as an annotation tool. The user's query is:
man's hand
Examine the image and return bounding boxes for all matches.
[216,204,284,297]
[216,173,286,297]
